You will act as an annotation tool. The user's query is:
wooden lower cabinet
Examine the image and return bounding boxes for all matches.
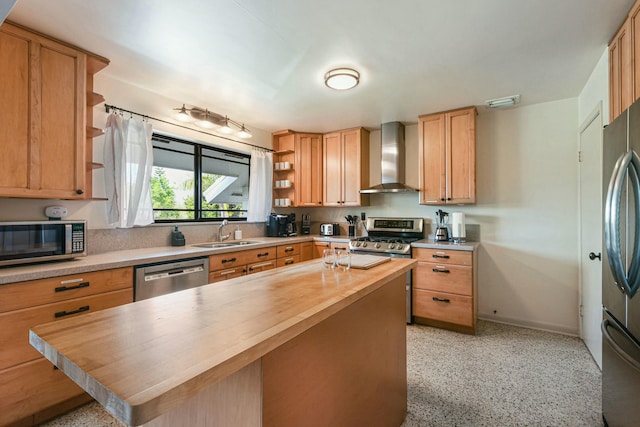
[412,248,477,334]
[0,267,133,426]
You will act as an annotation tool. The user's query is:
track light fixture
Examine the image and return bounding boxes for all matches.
[172,105,252,138]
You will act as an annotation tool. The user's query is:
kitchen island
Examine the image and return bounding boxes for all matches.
[30,257,415,426]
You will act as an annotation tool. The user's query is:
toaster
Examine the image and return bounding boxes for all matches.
[320,223,340,236]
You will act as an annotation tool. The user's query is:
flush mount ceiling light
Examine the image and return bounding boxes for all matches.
[172,106,252,138]
[485,94,520,108]
[325,68,360,90]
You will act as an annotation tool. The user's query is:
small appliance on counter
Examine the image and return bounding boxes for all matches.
[320,223,340,236]
[0,220,87,267]
[435,209,449,241]
[266,213,297,237]
[301,214,311,235]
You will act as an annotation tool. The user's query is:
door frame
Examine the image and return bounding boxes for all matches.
[577,102,603,342]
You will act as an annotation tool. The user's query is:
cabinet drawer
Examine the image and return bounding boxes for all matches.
[209,252,246,270]
[210,248,276,271]
[0,289,132,371]
[0,357,86,427]
[0,267,133,313]
[330,242,350,252]
[412,289,473,327]
[412,248,472,266]
[277,255,300,268]
[247,259,276,274]
[209,268,246,283]
[413,261,472,295]
[277,243,300,258]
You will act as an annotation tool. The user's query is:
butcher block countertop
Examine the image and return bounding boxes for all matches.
[30,258,415,426]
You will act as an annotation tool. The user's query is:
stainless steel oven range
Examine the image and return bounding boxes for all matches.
[349,217,424,323]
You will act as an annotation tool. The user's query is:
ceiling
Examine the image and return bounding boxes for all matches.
[6,0,634,133]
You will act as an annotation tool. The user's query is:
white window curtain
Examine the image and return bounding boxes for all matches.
[103,113,155,228]
[247,148,273,222]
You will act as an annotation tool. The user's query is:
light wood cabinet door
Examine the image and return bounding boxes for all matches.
[341,129,363,206]
[323,132,342,206]
[610,19,632,122]
[322,128,369,207]
[418,114,445,204]
[313,241,331,258]
[447,108,476,203]
[0,23,86,199]
[419,107,476,205]
[632,2,640,105]
[295,133,323,206]
[301,241,314,261]
[0,357,90,427]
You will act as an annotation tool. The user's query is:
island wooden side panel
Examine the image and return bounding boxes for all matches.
[262,275,407,427]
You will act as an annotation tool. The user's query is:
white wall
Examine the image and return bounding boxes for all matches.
[579,48,609,126]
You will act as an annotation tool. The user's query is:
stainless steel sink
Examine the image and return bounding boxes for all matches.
[192,240,263,249]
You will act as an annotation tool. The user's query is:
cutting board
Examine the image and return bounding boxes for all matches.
[344,254,391,270]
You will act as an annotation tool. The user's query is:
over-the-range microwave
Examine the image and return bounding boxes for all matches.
[0,220,87,267]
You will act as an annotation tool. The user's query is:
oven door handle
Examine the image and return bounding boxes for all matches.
[602,318,640,371]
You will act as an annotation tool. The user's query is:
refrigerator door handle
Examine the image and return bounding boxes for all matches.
[604,150,640,298]
[602,318,640,372]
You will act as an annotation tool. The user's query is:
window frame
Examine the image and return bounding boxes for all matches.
[151,133,251,223]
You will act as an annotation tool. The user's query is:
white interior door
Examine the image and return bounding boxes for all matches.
[578,104,603,369]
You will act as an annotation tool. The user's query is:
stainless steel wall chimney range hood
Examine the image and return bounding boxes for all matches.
[360,122,418,193]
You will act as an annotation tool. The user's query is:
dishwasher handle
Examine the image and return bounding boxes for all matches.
[144,266,205,282]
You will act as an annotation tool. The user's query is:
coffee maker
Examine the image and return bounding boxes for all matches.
[435,209,449,241]
[266,213,297,237]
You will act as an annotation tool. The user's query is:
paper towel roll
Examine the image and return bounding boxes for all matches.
[451,212,466,240]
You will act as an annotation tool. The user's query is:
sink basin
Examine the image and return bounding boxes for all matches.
[192,240,263,249]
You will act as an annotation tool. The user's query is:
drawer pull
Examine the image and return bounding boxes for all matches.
[257,252,270,258]
[249,262,273,271]
[432,297,450,303]
[284,259,294,265]
[432,253,450,259]
[219,269,237,276]
[221,257,237,264]
[55,282,90,292]
[55,305,90,318]
[284,247,294,252]
[432,268,450,273]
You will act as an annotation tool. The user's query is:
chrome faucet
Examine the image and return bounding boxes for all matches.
[218,219,231,242]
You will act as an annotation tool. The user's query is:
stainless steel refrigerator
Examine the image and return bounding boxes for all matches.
[602,101,640,426]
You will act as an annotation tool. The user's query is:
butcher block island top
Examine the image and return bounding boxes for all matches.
[30,258,415,427]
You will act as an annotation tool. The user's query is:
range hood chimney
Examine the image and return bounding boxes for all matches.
[360,121,418,194]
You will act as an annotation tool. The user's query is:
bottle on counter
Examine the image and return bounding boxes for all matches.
[171,226,185,246]
[235,226,242,240]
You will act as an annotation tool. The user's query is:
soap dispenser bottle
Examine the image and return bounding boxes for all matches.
[234,226,242,240]
[171,226,185,246]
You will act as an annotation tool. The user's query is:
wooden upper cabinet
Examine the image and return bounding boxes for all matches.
[0,23,85,199]
[419,106,476,205]
[0,22,107,200]
[322,127,369,207]
[295,133,323,206]
[610,18,632,122]
[632,2,640,105]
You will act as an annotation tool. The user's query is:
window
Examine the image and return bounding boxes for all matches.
[151,133,250,221]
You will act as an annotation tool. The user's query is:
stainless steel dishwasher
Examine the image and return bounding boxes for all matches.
[134,257,210,301]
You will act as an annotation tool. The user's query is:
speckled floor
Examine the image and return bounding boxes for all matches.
[40,321,602,427]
